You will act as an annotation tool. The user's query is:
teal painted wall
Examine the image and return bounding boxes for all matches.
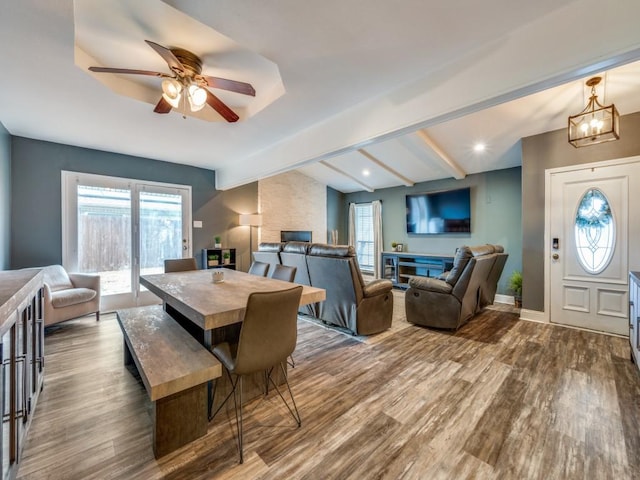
[343,167,522,295]
[0,122,10,270]
[10,137,257,269]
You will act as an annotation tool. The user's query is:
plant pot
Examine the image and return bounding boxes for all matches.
[214,243,222,248]
[208,260,216,267]
[514,296,522,308]
[223,259,230,265]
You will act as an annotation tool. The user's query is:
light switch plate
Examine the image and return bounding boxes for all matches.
[193,220,203,228]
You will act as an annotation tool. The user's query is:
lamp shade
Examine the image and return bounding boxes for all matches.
[239,214,263,226]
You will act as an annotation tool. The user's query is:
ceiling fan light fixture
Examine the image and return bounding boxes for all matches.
[187,84,207,111]
[161,78,182,108]
[568,76,620,148]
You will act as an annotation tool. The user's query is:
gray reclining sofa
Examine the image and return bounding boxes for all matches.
[254,242,393,335]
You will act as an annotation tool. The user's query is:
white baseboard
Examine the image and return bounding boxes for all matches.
[519,309,548,323]
[494,294,514,305]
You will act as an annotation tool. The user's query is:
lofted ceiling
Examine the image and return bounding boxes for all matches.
[2,1,640,193]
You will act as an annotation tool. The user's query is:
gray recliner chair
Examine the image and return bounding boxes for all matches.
[306,244,393,335]
[478,246,508,310]
[405,246,496,330]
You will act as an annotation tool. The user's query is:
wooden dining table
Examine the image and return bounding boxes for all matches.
[139,268,326,413]
[140,268,325,343]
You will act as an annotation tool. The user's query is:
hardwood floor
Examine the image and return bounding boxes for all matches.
[17,291,640,479]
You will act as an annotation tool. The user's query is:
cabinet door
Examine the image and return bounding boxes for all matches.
[1,322,15,479]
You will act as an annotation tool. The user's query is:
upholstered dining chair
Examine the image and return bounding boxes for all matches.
[210,285,303,464]
[247,260,270,277]
[270,264,297,282]
[269,264,299,368]
[164,258,197,273]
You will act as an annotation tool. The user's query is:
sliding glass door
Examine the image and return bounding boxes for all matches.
[63,172,192,311]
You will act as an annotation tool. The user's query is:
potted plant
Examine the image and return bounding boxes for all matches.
[214,236,222,248]
[223,252,231,265]
[391,242,398,252]
[508,270,523,308]
[207,254,218,267]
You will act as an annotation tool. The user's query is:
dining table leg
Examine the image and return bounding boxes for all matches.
[203,329,213,415]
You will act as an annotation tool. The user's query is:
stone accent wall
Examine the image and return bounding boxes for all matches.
[258,171,327,244]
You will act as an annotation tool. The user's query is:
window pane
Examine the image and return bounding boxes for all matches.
[77,185,131,295]
[139,191,183,277]
[355,204,374,272]
[574,188,615,274]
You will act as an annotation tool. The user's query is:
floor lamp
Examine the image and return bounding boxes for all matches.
[239,214,263,269]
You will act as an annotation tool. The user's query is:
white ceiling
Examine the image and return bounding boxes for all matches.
[2,1,640,193]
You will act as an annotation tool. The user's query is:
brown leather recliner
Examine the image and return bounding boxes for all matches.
[306,244,393,335]
[405,246,496,330]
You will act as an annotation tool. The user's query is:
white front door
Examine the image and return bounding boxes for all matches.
[548,158,640,335]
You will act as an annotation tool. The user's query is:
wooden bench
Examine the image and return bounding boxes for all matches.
[116,305,221,458]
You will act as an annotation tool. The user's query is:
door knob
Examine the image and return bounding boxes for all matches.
[552,253,559,260]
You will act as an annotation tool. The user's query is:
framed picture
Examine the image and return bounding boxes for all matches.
[396,243,404,252]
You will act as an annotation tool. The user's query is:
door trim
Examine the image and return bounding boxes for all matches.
[544,154,640,326]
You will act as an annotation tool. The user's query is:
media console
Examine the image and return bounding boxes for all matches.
[382,251,454,289]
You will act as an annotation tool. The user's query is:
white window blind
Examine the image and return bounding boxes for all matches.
[354,203,374,272]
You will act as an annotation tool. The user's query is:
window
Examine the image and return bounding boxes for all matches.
[354,203,374,272]
[574,188,615,274]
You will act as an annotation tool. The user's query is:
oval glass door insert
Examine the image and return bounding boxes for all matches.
[574,188,615,274]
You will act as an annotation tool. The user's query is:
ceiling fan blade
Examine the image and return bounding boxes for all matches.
[202,76,256,97]
[88,66,167,77]
[205,90,239,122]
[145,40,184,73]
[153,97,172,114]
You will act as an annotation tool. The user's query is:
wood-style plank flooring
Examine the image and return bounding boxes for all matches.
[17,291,640,479]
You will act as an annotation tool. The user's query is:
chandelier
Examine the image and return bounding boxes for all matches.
[568,76,619,148]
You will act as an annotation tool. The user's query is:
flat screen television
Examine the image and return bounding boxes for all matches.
[406,187,471,234]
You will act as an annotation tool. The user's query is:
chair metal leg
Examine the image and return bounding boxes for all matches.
[236,376,244,464]
[267,362,301,426]
[213,364,299,465]
[287,354,295,368]
[209,369,235,421]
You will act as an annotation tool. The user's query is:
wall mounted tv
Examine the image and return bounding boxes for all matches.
[406,187,471,234]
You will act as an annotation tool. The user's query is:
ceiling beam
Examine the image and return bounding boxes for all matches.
[319,160,374,192]
[414,130,466,180]
[357,149,415,187]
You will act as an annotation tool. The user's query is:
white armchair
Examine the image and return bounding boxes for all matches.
[42,265,100,326]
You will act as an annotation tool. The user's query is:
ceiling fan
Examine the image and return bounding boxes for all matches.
[88,40,255,122]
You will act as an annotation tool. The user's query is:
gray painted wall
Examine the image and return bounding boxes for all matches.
[0,122,10,270]
[522,111,640,311]
[326,186,346,244]
[343,167,522,295]
[10,136,257,269]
